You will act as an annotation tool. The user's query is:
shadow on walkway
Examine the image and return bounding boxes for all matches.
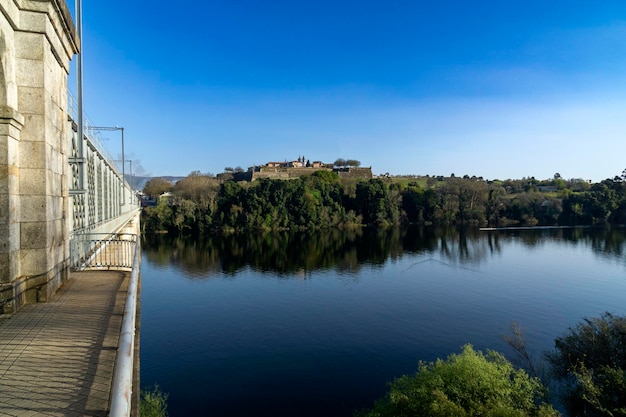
[0,270,129,417]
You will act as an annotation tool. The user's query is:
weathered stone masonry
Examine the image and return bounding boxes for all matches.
[0,0,78,313]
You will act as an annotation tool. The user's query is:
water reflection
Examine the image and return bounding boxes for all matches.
[142,226,626,279]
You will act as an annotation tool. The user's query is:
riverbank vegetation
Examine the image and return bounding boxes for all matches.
[357,313,626,417]
[140,385,168,417]
[547,313,626,417]
[142,171,626,234]
[355,344,559,417]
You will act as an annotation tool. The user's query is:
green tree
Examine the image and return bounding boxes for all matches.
[173,173,220,206]
[334,158,347,167]
[142,198,174,233]
[486,184,506,226]
[311,169,339,183]
[401,186,424,223]
[355,178,397,226]
[357,344,559,417]
[546,312,626,417]
[143,177,172,197]
[172,198,197,233]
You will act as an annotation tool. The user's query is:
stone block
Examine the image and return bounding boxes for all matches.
[47,195,63,221]
[12,273,46,306]
[50,219,65,246]
[0,134,7,165]
[18,139,45,169]
[43,59,55,93]
[0,109,24,143]
[20,112,44,141]
[19,10,47,33]
[19,195,46,222]
[0,192,8,225]
[47,171,59,196]
[45,121,64,150]
[8,194,19,225]
[16,58,44,88]
[0,121,10,137]
[19,247,49,277]
[0,164,7,192]
[17,86,45,115]
[19,168,46,196]
[43,16,73,74]
[20,221,47,250]
[0,0,19,28]
[8,222,19,253]
[61,238,70,260]
[45,142,63,175]
[0,223,19,278]
[25,286,38,303]
[0,256,9,283]
[14,31,44,60]
[6,136,18,167]
[0,226,8,251]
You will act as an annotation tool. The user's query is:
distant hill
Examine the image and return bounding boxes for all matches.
[126,175,185,191]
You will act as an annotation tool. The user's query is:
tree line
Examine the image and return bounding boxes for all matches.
[142,171,626,234]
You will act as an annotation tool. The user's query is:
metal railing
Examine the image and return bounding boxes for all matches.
[70,232,141,417]
[70,233,138,270]
[68,91,118,173]
[110,237,141,417]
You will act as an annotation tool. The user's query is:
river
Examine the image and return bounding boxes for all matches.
[139,226,626,417]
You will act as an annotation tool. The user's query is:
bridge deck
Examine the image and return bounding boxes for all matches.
[0,270,130,417]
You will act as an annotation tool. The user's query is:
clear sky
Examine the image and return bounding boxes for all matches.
[71,0,626,181]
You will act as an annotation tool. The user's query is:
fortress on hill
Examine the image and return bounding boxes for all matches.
[238,157,373,181]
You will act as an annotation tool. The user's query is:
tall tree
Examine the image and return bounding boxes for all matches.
[143,177,172,197]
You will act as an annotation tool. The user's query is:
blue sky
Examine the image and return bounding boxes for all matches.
[71,1,626,181]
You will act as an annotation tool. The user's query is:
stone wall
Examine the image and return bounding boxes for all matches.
[251,167,334,181]
[0,0,78,314]
[335,167,373,179]
[250,166,373,181]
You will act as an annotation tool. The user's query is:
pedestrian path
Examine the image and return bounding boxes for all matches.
[0,270,129,417]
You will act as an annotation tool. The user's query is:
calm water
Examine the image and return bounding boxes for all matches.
[140,227,626,417]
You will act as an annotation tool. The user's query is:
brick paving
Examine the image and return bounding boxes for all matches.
[0,271,129,417]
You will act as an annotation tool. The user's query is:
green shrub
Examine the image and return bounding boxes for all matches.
[356,344,559,417]
[140,384,168,417]
[546,312,626,417]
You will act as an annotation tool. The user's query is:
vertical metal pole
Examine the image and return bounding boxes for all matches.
[76,0,83,153]
[121,127,126,205]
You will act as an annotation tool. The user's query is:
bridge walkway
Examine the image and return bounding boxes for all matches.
[0,269,130,417]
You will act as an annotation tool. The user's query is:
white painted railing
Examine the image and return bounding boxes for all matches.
[70,233,137,270]
[109,236,141,417]
[69,226,141,417]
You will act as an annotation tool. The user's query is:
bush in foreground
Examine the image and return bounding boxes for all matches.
[356,344,559,417]
[140,385,168,417]
[547,312,626,417]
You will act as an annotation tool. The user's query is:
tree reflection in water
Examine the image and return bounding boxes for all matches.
[141,226,626,279]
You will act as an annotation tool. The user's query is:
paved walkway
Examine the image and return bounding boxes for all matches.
[0,271,129,417]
